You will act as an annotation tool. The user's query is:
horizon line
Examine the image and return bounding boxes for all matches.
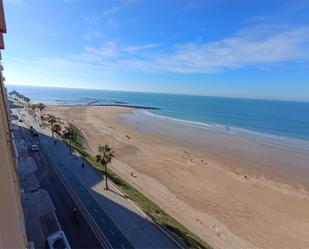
[5,83,309,104]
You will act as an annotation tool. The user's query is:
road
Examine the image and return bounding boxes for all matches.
[14,105,182,249]
[15,109,104,249]
[42,140,134,249]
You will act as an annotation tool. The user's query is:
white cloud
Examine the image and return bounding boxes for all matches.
[101,6,120,17]
[136,26,309,73]
[123,43,158,54]
[83,41,158,58]
[37,25,309,75]
[84,42,120,58]
[81,25,309,73]
[83,28,104,41]
[84,6,120,25]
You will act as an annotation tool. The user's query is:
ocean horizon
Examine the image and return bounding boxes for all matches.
[7,84,309,142]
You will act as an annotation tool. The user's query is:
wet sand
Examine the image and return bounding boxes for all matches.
[46,105,309,249]
[120,109,309,189]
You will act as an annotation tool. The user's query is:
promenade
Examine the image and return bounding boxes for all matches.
[18,106,180,249]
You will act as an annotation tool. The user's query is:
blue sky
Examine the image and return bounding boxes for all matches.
[2,0,309,101]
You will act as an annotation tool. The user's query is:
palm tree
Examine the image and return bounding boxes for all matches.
[36,103,46,125]
[30,104,37,119]
[24,97,31,108]
[38,103,45,116]
[52,123,62,136]
[20,96,26,107]
[48,115,57,137]
[62,127,74,154]
[96,144,114,190]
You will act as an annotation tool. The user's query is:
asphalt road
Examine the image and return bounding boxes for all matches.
[15,105,181,249]
[16,107,137,249]
[41,139,134,249]
[17,113,104,249]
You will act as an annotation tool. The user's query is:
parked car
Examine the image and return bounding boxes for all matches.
[31,144,39,152]
[47,231,71,249]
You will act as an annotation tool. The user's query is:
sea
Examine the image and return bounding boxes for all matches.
[7,85,309,142]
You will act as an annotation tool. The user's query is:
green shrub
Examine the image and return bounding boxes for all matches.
[72,144,212,249]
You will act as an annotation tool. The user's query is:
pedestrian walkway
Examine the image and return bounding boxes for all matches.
[41,140,134,249]
[17,107,180,249]
[17,151,41,193]
[41,137,180,249]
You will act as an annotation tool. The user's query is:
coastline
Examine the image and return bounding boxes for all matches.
[45,104,309,249]
[45,103,160,110]
[120,109,309,190]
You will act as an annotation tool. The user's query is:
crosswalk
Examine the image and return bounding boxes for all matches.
[20,173,40,193]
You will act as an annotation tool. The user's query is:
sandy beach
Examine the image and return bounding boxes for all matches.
[46,105,309,249]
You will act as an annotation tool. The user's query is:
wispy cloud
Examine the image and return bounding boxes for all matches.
[85,6,120,24]
[83,41,158,58]
[83,28,104,41]
[35,25,62,40]
[123,43,158,54]
[83,6,121,39]
[84,25,309,73]
[84,42,120,58]
[101,6,120,17]
[40,25,309,75]
[83,0,140,35]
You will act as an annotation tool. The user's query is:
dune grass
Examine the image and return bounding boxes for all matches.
[67,124,212,249]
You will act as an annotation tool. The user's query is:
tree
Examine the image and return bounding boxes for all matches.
[37,103,46,115]
[30,104,38,119]
[24,97,31,108]
[48,115,57,137]
[62,127,74,155]
[52,123,62,135]
[20,96,26,106]
[96,144,114,190]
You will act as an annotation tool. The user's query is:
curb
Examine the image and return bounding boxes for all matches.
[108,176,187,249]
[40,141,112,249]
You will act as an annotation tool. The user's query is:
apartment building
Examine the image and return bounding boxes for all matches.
[0,0,28,248]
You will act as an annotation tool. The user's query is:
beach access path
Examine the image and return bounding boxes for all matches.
[17,106,181,249]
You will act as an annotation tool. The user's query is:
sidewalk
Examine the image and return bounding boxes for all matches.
[41,139,133,249]
[42,136,179,249]
[17,107,180,249]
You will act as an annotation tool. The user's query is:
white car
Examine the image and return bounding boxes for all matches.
[31,144,39,152]
[47,231,71,249]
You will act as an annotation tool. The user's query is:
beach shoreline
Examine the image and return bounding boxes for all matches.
[45,104,309,249]
[120,108,309,190]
